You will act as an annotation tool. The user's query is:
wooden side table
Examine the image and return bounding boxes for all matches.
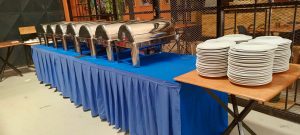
[0,41,23,81]
[174,64,300,135]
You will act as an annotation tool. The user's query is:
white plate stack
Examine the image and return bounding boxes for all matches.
[196,39,236,77]
[249,36,292,73]
[218,34,253,44]
[228,42,277,86]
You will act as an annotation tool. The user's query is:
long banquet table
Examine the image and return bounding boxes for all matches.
[31,44,228,135]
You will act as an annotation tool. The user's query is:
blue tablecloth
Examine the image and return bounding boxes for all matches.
[31,45,228,135]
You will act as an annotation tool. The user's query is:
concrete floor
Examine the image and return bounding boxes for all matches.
[1,69,300,135]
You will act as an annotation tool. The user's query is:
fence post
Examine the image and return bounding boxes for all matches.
[217,0,224,37]
[112,0,118,20]
[128,0,135,20]
[153,0,161,19]
[87,0,93,20]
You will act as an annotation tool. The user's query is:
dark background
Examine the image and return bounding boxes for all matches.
[0,0,65,67]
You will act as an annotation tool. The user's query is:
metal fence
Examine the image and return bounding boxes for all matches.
[67,0,300,48]
[222,0,300,46]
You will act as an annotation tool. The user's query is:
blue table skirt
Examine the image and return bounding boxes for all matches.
[31,45,228,135]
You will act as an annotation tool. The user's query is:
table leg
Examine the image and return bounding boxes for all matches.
[176,34,181,54]
[0,46,23,81]
[295,80,298,102]
[231,95,245,135]
[202,88,256,135]
[285,88,289,110]
[224,100,256,135]
[0,58,6,81]
[24,45,30,67]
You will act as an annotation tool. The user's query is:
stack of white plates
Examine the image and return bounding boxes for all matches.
[228,43,277,86]
[196,39,236,77]
[249,36,292,73]
[218,34,253,44]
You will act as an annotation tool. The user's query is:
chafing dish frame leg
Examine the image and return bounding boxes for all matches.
[88,38,97,57]
[106,41,115,61]
[44,34,49,45]
[131,43,140,67]
[52,35,58,48]
[74,36,81,53]
[62,36,68,51]
[38,35,42,45]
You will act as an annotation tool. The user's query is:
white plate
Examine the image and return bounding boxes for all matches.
[228,71,272,78]
[197,53,228,57]
[228,77,272,86]
[228,67,272,74]
[229,60,273,67]
[196,65,227,70]
[196,69,227,77]
[230,43,277,52]
[228,57,273,64]
[197,47,230,51]
[229,50,274,56]
[228,64,272,71]
[218,34,253,43]
[228,55,271,60]
[197,40,235,50]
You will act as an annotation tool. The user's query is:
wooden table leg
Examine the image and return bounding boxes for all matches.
[0,46,23,81]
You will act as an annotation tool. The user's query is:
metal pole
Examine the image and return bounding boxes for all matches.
[234,11,237,34]
[153,0,161,19]
[128,0,135,20]
[93,0,99,20]
[264,9,268,35]
[112,0,118,20]
[87,0,93,20]
[292,4,298,46]
[217,0,224,37]
[267,1,272,36]
[252,0,258,37]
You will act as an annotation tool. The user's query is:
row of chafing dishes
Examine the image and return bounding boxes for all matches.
[39,20,175,67]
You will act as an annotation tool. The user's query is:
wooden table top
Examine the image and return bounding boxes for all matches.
[255,25,300,33]
[174,64,300,102]
[175,23,196,29]
[0,40,22,48]
[23,41,40,46]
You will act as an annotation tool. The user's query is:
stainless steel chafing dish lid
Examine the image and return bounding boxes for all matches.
[117,20,173,42]
[40,24,49,33]
[95,22,125,40]
[66,21,96,36]
[149,19,173,32]
[78,22,108,38]
[118,22,157,42]
[46,21,67,34]
[55,22,72,35]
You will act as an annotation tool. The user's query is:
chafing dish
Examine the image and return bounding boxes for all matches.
[95,22,125,61]
[66,21,95,53]
[78,22,108,56]
[117,19,175,67]
[55,22,71,50]
[46,21,67,47]
[38,23,51,45]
